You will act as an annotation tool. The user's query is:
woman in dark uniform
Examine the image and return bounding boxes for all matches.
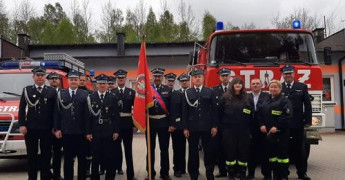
[218,77,252,180]
[258,80,292,180]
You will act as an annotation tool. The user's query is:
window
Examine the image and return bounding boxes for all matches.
[322,76,334,102]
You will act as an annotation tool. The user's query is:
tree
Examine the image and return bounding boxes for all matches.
[177,0,198,41]
[225,22,240,30]
[202,11,216,40]
[241,22,256,30]
[0,0,10,40]
[70,0,95,43]
[271,8,320,31]
[10,0,36,42]
[97,0,124,43]
[54,18,77,44]
[145,7,160,42]
[27,17,47,44]
[43,3,67,27]
[159,10,177,42]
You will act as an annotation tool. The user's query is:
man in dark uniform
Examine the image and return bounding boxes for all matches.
[182,69,218,180]
[164,72,177,88]
[108,76,117,91]
[18,67,57,180]
[78,73,93,177]
[170,73,190,178]
[47,72,64,180]
[54,71,89,180]
[247,78,270,180]
[281,65,312,180]
[145,68,173,180]
[111,69,137,180]
[213,68,230,178]
[86,74,121,180]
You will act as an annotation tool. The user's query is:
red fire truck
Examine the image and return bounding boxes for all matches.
[189,21,332,144]
[0,53,93,158]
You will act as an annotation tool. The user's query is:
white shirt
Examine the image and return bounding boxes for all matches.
[285,81,294,88]
[98,91,106,99]
[252,91,261,111]
[221,83,229,92]
[194,85,203,92]
[35,84,44,90]
[69,88,78,97]
[118,86,126,93]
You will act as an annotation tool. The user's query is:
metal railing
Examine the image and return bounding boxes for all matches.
[0,113,18,153]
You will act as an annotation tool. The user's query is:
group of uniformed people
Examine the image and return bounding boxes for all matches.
[18,64,311,180]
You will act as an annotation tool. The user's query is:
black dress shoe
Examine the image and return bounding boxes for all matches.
[117,169,124,175]
[128,177,138,180]
[215,173,227,178]
[179,170,186,174]
[174,171,182,178]
[263,176,272,180]
[99,170,105,175]
[161,175,172,180]
[298,174,311,180]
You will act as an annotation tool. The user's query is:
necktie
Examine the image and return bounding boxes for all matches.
[287,83,291,89]
[120,89,123,95]
[37,86,42,93]
[72,90,75,100]
[196,87,200,93]
[224,87,227,93]
[100,94,104,100]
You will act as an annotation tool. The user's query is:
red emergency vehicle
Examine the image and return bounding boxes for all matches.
[189,21,332,144]
[0,53,93,158]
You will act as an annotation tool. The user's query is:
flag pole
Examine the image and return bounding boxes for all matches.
[142,34,153,180]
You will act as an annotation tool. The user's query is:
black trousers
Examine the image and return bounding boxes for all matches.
[62,134,87,180]
[25,129,52,180]
[248,131,270,177]
[91,136,119,180]
[118,127,135,178]
[289,128,308,175]
[171,129,186,173]
[52,135,62,178]
[222,129,250,170]
[215,129,227,175]
[267,130,289,178]
[188,131,216,180]
[145,126,170,177]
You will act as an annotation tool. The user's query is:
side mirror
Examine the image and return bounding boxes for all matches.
[189,51,198,65]
[323,47,332,65]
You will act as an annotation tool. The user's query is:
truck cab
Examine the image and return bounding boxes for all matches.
[0,53,93,158]
[189,21,332,143]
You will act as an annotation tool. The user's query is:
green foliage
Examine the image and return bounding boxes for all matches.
[202,11,217,40]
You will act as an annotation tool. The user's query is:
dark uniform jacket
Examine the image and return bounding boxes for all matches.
[218,95,252,131]
[169,89,186,130]
[213,84,228,102]
[54,89,89,135]
[86,91,120,138]
[111,87,135,129]
[258,93,292,132]
[281,82,312,129]
[19,85,57,129]
[149,84,173,128]
[247,92,270,135]
[181,86,218,132]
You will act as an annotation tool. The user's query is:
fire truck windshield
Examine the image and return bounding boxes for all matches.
[210,32,318,65]
[0,73,48,95]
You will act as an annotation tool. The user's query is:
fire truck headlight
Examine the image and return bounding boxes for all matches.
[311,115,324,127]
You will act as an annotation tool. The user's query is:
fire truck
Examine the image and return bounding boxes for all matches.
[0,53,93,158]
[189,20,332,144]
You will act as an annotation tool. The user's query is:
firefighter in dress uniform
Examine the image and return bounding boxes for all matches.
[170,73,190,178]
[164,72,177,88]
[213,68,231,178]
[181,68,218,180]
[108,76,117,91]
[54,71,89,180]
[281,65,312,180]
[145,68,173,180]
[18,67,57,180]
[86,74,121,180]
[47,72,64,180]
[258,80,292,180]
[247,78,270,180]
[111,69,137,180]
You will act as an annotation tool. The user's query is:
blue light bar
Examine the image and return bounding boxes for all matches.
[90,69,95,76]
[1,60,63,69]
[292,20,301,29]
[216,21,224,31]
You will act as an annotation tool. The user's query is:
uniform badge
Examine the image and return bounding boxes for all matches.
[129,91,131,96]
[96,105,99,108]
[118,100,123,108]
[44,98,48,104]
[162,92,168,95]
[105,107,109,113]
[33,95,36,98]
[286,108,290,114]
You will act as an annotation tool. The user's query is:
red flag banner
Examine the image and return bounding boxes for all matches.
[133,40,154,132]
[151,86,169,115]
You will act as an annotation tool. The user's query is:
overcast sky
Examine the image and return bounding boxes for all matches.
[2,0,345,32]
